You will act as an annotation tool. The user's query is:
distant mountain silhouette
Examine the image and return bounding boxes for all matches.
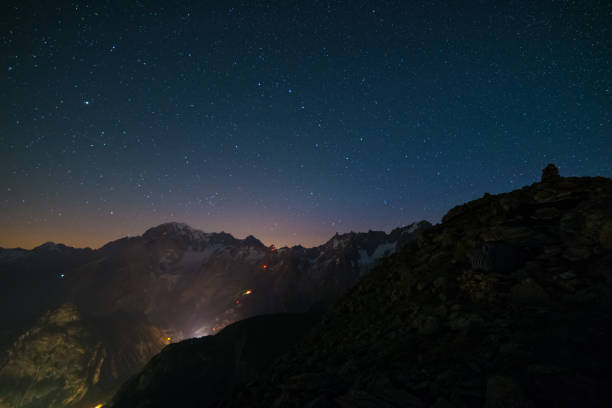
[0,220,430,407]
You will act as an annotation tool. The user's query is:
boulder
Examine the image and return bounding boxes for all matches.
[541,163,561,183]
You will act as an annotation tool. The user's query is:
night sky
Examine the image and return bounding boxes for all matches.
[1,1,610,249]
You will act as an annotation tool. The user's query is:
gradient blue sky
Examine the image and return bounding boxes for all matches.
[1,0,610,249]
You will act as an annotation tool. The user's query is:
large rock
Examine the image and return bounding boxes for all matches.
[541,163,561,183]
[0,304,98,408]
[0,304,166,408]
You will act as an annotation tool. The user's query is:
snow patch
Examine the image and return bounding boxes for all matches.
[148,222,213,244]
[245,247,265,262]
[159,249,179,266]
[172,247,225,271]
[198,244,227,261]
[403,222,420,234]
[358,242,397,268]
[331,236,350,249]
[192,326,213,337]
[159,272,180,290]
[37,242,61,251]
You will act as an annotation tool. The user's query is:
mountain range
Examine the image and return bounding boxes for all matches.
[0,220,431,407]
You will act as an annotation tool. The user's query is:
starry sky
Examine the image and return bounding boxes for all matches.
[1,1,610,249]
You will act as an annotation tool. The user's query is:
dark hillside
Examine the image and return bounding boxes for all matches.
[110,312,322,408]
[224,167,612,407]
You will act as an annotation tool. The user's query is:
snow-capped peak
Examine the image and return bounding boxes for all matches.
[33,242,69,252]
[142,222,248,250]
[143,222,209,240]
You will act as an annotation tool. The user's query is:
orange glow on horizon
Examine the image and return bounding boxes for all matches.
[0,216,340,251]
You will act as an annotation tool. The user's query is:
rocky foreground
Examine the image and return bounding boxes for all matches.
[219,166,612,407]
[0,304,166,408]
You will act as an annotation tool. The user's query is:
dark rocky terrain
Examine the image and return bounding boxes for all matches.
[216,167,612,407]
[110,312,322,408]
[0,220,429,407]
[0,303,166,408]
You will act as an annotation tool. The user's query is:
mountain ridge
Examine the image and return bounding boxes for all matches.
[0,219,431,407]
[1,220,432,254]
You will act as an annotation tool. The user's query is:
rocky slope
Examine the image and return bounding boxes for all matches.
[0,303,166,408]
[218,166,612,407]
[109,312,322,408]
